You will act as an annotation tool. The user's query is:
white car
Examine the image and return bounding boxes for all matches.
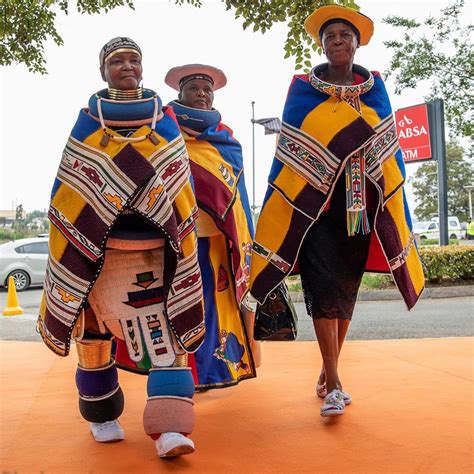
[413,217,464,240]
[0,237,49,291]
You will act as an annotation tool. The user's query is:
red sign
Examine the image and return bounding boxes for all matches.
[395,103,432,163]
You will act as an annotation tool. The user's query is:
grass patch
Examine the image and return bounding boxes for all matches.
[360,273,394,290]
[419,238,459,246]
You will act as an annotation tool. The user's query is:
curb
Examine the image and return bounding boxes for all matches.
[289,285,474,303]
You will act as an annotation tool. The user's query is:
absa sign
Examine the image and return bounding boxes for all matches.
[395,103,432,163]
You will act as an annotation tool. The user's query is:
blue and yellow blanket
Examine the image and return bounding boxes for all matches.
[250,68,425,309]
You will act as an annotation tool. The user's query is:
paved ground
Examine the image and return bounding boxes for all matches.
[1,288,472,342]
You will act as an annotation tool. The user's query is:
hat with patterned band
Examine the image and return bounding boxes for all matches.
[304,5,374,47]
[165,64,227,92]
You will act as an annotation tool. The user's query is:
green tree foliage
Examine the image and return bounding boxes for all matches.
[1,0,354,74]
[409,141,474,222]
[1,0,135,73]
[383,0,473,138]
[12,204,26,231]
[223,0,356,70]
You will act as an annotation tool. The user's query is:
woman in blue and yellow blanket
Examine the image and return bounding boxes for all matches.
[163,64,262,390]
[38,38,206,458]
[250,6,425,417]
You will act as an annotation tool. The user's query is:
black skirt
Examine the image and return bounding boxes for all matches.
[298,176,375,320]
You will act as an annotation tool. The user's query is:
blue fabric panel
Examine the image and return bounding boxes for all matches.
[147,368,195,398]
[283,76,328,129]
[267,158,284,184]
[361,75,392,120]
[155,109,181,143]
[194,238,232,385]
[394,148,406,180]
[50,178,62,201]
[70,109,101,142]
[402,188,413,230]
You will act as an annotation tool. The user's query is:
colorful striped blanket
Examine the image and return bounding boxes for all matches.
[38,102,204,356]
[250,67,425,309]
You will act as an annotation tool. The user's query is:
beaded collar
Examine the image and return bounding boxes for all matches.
[309,64,374,99]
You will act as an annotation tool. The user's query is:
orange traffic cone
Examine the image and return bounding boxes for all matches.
[2,276,24,316]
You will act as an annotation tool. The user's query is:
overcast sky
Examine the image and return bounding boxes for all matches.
[0,0,462,213]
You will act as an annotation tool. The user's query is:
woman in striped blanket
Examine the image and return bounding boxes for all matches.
[250,6,424,417]
[38,38,205,458]
[165,64,261,391]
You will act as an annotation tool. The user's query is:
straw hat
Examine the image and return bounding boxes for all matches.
[304,5,374,47]
[165,64,227,91]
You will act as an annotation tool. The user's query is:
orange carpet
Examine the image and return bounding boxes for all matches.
[1,338,472,473]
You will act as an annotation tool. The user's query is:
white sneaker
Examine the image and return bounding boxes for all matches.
[90,420,125,442]
[156,432,195,458]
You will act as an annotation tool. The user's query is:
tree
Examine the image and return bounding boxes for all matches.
[383,0,473,139]
[12,203,26,232]
[1,0,353,74]
[409,141,474,222]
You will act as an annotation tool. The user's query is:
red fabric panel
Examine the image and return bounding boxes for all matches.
[187,353,199,384]
[365,231,390,272]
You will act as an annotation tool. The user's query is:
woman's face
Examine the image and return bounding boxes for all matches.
[101,51,143,90]
[321,22,358,67]
[179,79,214,110]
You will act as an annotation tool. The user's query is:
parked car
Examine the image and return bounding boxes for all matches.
[413,217,463,240]
[0,237,49,291]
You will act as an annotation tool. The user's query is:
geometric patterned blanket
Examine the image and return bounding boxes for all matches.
[38,106,204,356]
[250,69,425,309]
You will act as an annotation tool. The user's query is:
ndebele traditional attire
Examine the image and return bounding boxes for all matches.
[37,38,204,457]
[116,64,259,389]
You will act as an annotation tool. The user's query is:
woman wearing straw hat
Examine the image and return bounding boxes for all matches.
[249,5,424,417]
[38,37,205,458]
[163,64,261,391]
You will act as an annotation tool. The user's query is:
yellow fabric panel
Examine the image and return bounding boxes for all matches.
[83,126,169,160]
[385,189,411,246]
[197,209,221,237]
[233,190,253,247]
[359,102,381,127]
[175,183,198,257]
[83,128,125,157]
[273,165,307,201]
[385,189,425,294]
[382,156,404,200]
[300,98,361,146]
[406,247,425,295]
[50,185,86,259]
[185,138,236,192]
[250,190,293,283]
[208,234,251,379]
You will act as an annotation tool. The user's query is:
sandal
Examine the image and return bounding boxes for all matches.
[316,381,352,405]
[320,389,345,417]
[316,381,327,398]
